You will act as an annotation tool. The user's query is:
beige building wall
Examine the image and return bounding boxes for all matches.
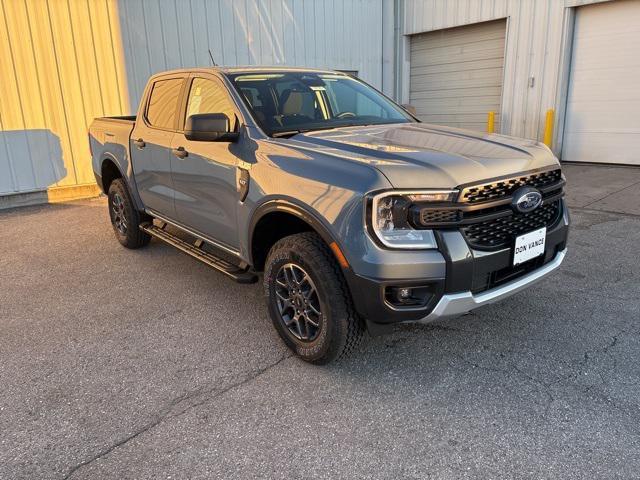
[0,0,129,200]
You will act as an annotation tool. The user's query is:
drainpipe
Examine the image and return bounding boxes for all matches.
[381,0,395,97]
[393,0,409,104]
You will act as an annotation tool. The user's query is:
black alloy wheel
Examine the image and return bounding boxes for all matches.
[274,263,323,341]
[107,178,151,249]
[110,191,128,235]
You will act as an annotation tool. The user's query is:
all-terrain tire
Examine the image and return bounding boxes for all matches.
[264,232,365,364]
[107,178,151,249]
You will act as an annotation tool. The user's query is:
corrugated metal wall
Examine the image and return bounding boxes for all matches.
[0,0,129,195]
[399,0,612,151]
[0,0,384,197]
[118,0,385,112]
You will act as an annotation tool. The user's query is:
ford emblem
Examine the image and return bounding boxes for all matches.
[512,187,543,213]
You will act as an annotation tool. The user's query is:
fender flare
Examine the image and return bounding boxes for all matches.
[100,154,145,210]
[248,199,346,265]
[248,198,377,327]
[99,154,125,189]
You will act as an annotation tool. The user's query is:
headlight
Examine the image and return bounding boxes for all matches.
[369,190,458,249]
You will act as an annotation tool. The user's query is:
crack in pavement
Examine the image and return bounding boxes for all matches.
[445,336,627,421]
[570,205,640,219]
[580,177,640,209]
[62,353,293,479]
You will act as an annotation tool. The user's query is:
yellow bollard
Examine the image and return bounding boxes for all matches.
[487,111,495,134]
[543,109,555,148]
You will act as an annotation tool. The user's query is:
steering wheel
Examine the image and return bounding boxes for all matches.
[336,111,356,119]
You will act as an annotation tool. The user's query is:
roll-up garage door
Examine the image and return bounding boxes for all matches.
[409,19,506,132]
[562,0,640,165]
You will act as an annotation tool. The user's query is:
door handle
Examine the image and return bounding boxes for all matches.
[133,138,145,148]
[172,146,188,159]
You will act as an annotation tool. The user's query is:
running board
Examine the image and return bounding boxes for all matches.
[140,223,258,284]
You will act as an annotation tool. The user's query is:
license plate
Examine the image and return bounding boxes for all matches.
[513,227,546,266]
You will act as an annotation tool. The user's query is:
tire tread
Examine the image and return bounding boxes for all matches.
[108,178,151,249]
[265,232,364,363]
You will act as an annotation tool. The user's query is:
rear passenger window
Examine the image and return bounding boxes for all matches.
[146,78,183,130]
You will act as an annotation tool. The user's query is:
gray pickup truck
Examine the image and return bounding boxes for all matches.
[89,67,569,364]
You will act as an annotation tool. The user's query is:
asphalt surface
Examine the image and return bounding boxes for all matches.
[1,176,639,478]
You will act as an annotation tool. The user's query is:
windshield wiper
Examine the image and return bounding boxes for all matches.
[272,125,355,138]
[272,130,305,138]
[271,122,389,138]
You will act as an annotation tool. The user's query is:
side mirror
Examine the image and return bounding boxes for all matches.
[184,113,239,142]
[402,104,417,116]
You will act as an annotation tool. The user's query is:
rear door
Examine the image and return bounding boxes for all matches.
[131,75,186,216]
[170,74,242,250]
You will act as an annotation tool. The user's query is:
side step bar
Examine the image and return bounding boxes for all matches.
[140,223,258,284]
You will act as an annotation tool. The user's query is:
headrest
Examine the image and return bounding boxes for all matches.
[281,89,315,117]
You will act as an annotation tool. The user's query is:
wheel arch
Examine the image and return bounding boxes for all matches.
[99,155,145,211]
[248,200,347,272]
[100,156,125,194]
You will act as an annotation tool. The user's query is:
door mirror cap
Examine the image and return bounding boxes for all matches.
[184,113,239,142]
[402,104,417,116]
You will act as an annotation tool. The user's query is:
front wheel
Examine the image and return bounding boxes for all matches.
[264,232,364,364]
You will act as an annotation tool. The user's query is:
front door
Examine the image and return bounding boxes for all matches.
[131,76,185,217]
[170,75,242,250]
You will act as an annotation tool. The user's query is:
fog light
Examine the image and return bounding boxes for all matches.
[385,285,435,308]
[398,287,412,300]
[388,286,416,305]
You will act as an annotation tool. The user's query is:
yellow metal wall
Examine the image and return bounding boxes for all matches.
[0,0,385,198]
[0,0,129,195]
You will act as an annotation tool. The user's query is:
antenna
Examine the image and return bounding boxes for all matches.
[208,49,217,66]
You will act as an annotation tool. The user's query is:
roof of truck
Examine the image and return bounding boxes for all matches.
[151,66,346,77]
[220,66,343,74]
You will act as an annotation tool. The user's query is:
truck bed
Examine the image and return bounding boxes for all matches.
[89,116,136,192]
[97,115,136,124]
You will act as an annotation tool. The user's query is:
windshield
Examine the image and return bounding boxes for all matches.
[227,72,415,136]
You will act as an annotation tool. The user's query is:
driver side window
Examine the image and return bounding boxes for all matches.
[185,78,238,131]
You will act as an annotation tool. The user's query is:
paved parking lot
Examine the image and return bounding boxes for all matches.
[1,164,639,479]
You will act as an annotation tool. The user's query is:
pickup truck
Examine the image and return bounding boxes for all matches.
[89,67,569,364]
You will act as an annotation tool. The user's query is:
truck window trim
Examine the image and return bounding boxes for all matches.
[178,74,245,134]
[142,75,189,133]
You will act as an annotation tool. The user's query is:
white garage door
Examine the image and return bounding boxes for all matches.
[409,19,506,132]
[562,0,640,165]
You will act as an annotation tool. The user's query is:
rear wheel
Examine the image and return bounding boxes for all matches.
[107,179,151,249]
[264,232,364,364]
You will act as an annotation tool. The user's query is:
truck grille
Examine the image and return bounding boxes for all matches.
[460,200,562,249]
[420,209,461,224]
[411,168,565,250]
[460,169,562,203]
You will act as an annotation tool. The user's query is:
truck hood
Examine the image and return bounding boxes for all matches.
[286,123,559,188]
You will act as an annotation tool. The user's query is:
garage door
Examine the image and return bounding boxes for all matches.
[409,19,506,132]
[562,0,640,165]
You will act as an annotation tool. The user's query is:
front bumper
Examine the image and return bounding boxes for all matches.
[345,199,569,333]
[419,248,566,322]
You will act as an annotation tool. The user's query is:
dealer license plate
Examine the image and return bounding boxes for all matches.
[513,227,546,266]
